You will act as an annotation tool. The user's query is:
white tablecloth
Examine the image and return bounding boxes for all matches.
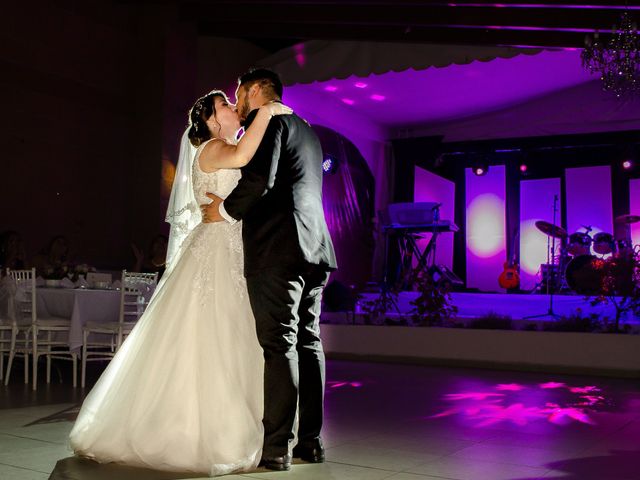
[36,288,121,352]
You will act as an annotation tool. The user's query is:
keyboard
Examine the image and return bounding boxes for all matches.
[384,220,459,233]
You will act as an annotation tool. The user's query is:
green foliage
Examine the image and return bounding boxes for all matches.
[409,272,458,326]
[588,251,640,332]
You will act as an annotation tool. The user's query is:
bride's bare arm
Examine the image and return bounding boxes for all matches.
[198,103,292,171]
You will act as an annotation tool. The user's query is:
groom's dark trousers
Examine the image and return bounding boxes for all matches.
[247,264,330,457]
[222,108,337,458]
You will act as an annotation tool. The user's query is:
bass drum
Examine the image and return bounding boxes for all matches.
[565,255,605,295]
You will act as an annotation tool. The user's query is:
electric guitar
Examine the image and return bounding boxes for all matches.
[498,231,520,289]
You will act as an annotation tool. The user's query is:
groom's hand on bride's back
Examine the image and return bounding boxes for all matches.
[200,193,224,223]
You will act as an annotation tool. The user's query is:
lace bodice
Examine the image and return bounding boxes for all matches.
[193,140,242,203]
[183,140,245,303]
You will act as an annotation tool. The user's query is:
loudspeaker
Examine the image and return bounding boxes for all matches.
[322,280,357,312]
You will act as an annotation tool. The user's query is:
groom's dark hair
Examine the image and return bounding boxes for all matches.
[238,68,283,100]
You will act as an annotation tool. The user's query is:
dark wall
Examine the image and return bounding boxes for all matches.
[1,2,169,269]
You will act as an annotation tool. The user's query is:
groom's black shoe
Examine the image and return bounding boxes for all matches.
[292,441,325,463]
[259,453,292,471]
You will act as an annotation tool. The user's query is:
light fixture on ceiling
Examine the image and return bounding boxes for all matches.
[582,7,640,97]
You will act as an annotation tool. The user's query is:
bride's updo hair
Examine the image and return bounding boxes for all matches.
[187,90,230,147]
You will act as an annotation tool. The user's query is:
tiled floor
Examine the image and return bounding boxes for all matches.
[1,359,639,479]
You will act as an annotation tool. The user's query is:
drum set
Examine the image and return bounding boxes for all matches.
[535,214,640,295]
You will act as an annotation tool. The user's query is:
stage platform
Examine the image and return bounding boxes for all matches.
[322,291,639,329]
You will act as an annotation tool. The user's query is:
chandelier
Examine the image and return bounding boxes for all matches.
[581,9,640,97]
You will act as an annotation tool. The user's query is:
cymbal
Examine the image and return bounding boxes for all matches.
[535,220,568,239]
[615,214,640,224]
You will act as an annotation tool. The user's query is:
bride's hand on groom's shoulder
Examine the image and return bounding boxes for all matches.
[201,193,224,223]
[264,102,293,118]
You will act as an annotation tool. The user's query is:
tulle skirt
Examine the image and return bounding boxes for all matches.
[69,222,264,476]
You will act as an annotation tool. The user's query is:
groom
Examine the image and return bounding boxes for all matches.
[201,68,337,471]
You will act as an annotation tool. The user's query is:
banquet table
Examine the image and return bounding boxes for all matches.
[36,287,121,352]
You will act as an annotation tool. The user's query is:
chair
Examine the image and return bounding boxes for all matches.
[7,268,77,390]
[80,270,158,388]
[0,271,30,385]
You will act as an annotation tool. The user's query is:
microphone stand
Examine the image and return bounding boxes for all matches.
[525,194,561,320]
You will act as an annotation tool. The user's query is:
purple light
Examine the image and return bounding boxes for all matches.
[496,383,525,392]
[324,85,338,92]
[327,380,363,389]
[354,82,368,88]
[474,167,486,176]
[519,164,528,173]
[623,160,633,170]
[322,157,334,173]
[341,98,355,105]
[430,379,607,428]
[293,43,306,67]
[370,94,386,101]
[540,382,566,389]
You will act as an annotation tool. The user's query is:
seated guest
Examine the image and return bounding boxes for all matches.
[131,234,168,278]
[32,235,71,278]
[0,230,28,272]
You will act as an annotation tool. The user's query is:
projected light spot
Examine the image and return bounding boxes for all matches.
[370,94,386,101]
[324,85,338,92]
[429,380,606,428]
[341,98,355,105]
[354,82,368,88]
[521,219,554,275]
[467,194,505,258]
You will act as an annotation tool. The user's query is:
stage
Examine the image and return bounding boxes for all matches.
[322,291,639,328]
[320,291,640,377]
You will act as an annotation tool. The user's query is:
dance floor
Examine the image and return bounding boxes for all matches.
[1,359,639,480]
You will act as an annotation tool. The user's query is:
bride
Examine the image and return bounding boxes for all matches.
[69,90,292,475]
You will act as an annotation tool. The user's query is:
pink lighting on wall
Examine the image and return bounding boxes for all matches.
[467,193,505,258]
[370,94,386,101]
[354,82,368,88]
[519,178,561,289]
[324,85,338,92]
[566,166,613,243]
[341,98,355,105]
[414,167,455,271]
[466,165,506,291]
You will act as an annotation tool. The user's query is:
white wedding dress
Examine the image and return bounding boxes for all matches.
[69,145,264,476]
